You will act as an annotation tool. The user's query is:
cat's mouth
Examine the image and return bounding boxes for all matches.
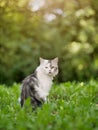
[48,72,53,76]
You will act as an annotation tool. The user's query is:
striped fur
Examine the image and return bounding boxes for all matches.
[19,57,58,109]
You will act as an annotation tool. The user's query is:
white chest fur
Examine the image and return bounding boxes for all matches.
[35,67,53,101]
[38,74,53,92]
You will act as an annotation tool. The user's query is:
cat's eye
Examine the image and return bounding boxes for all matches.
[51,66,54,69]
[45,67,48,69]
[55,67,58,70]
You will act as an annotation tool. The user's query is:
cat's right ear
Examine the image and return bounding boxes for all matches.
[39,57,44,64]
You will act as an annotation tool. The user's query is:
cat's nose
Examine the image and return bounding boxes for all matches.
[49,71,51,74]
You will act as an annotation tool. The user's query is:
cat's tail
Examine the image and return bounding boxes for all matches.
[20,87,25,107]
[18,96,24,107]
[20,83,31,107]
[19,84,26,107]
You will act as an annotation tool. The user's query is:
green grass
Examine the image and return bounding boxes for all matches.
[0,80,98,130]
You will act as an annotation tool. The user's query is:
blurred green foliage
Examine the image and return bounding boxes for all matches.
[0,80,98,130]
[0,0,98,84]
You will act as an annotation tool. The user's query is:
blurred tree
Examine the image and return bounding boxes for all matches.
[0,0,98,84]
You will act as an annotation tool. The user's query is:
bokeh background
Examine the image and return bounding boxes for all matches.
[0,0,98,84]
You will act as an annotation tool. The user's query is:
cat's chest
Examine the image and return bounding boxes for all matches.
[38,77,52,92]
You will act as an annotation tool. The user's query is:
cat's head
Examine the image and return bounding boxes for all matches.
[39,57,59,77]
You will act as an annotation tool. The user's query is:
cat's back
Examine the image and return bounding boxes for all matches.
[20,71,38,107]
[22,71,38,89]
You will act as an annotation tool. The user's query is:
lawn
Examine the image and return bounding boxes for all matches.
[0,80,98,130]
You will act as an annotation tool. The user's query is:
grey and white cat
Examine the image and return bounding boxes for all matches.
[19,57,58,109]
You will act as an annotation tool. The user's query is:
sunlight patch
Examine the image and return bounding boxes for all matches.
[31,0,45,11]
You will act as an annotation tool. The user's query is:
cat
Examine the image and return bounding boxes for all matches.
[19,57,58,109]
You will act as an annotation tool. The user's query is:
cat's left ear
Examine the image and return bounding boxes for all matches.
[53,57,58,64]
[39,57,45,64]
